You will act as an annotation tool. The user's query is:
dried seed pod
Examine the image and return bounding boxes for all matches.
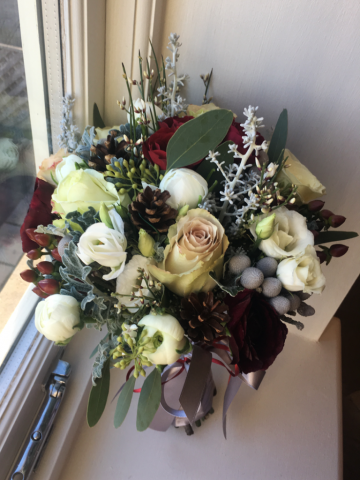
[262,277,282,298]
[297,302,315,317]
[256,257,278,278]
[269,296,291,315]
[228,255,251,276]
[285,293,301,311]
[240,267,264,290]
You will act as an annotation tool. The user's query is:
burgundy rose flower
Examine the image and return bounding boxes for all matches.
[142,116,194,170]
[224,120,265,164]
[226,290,288,374]
[20,178,55,252]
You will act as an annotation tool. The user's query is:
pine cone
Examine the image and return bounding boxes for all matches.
[180,292,230,345]
[90,131,127,171]
[129,186,178,235]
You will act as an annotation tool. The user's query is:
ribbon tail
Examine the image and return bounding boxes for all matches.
[222,375,243,439]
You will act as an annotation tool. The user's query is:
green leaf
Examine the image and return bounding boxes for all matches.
[196,141,233,192]
[267,109,288,165]
[114,375,136,429]
[315,231,358,245]
[87,359,110,427]
[166,109,233,171]
[93,102,105,129]
[209,271,244,297]
[136,368,161,431]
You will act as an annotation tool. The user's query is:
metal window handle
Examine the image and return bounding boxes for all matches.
[10,359,71,480]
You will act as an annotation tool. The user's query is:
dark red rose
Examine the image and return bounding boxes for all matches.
[20,178,55,252]
[226,290,288,374]
[142,116,194,170]
[224,120,265,164]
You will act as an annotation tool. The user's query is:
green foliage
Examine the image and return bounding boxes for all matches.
[93,103,106,129]
[196,141,233,192]
[114,375,136,429]
[87,359,111,427]
[136,368,162,431]
[315,231,358,245]
[65,207,100,233]
[267,109,288,165]
[166,109,234,171]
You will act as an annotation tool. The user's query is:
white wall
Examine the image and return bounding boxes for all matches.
[105,0,360,340]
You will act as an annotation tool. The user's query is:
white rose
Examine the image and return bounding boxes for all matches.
[35,294,80,343]
[116,255,155,312]
[277,245,326,294]
[55,154,85,183]
[250,206,314,259]
[159,168,208,210]
[128,98,164,133]
[77,220,127,281]
[138,313,186,365]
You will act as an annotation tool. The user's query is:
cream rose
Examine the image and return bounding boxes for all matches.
[37,148,67,186]
[77,216,127,281]
[138,313,186,365]
[250,206,314,260]
[52,169,120,215]
[277,149,326,203]
[148,208,229,297]
[159,168,208,209]
[277,245,326,294]
[35,294,80,343]
[55,154,86,183]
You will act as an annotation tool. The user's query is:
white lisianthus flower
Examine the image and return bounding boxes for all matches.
[159,168,208,210]
[128,98,164,132]
[138,313,186,365]
[35,295,80,343]
[55,154,85,183]
[77,215,127,280]
[277,245,326,294]
[116,255,155,312]
[250,206,314,260]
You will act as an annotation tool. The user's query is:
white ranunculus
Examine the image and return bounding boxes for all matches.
[277,245,326,294]
[77,219,127,280]
[116,255,155,312]
[138,313,186,365]
[55,154,85,183]
[250,206,314,260]
[159,168,208,210]
[128,98,164,132]
[35,294,80,343]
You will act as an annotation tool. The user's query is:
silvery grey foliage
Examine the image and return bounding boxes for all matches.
[58,96,81,152]
[92,334,119,385]
[153,242,165,263]
[35,224,67,237]
[74,125,96,162]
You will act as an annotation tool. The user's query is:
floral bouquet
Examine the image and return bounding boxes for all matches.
[20,33,357,436]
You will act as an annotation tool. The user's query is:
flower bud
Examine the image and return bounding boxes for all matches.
[316,250,327,264]
[99,202,114,229]
[138,229,155,257]
[255,213,276,240]
[177,205,189,218]
[37,261,54,275]
[20,269,38,283]
[320,209,334,220]
[34,233,52,247]
[328,215,346,228]
[26,228,38,242]
[307,200,325,212]
[329,244,349,258]
[38,279,60,295]
[33,286,49,299]
[27,249,42,260]
[51,248,62,262]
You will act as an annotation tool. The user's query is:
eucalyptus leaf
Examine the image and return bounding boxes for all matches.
[209,271,244,297]
[166,109,233,171]
[87,358,110,427]
[267,109,288,165]
[93,103,106,129]
[136,368,161,431]
[196,141,233,192]
[315,231,358,245]
[114,375,136,428]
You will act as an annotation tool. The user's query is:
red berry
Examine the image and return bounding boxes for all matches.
[34,233,52,247]
[33,286,49,299]
[320,209,334,220]
[38,279,60,295]
[328,215,346,228]
[37,261,54,275]
[27,249,43,260]
[20,269,38,283]
[329,244,349,258]
[316,251,327,264]
[51,248,62,262]
[307,200,325,212]
[26,228,38,242]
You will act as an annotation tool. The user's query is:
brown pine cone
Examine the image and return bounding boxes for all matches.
[129,186,178,236]
[89,131,127,171]
[180,292,230,345]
